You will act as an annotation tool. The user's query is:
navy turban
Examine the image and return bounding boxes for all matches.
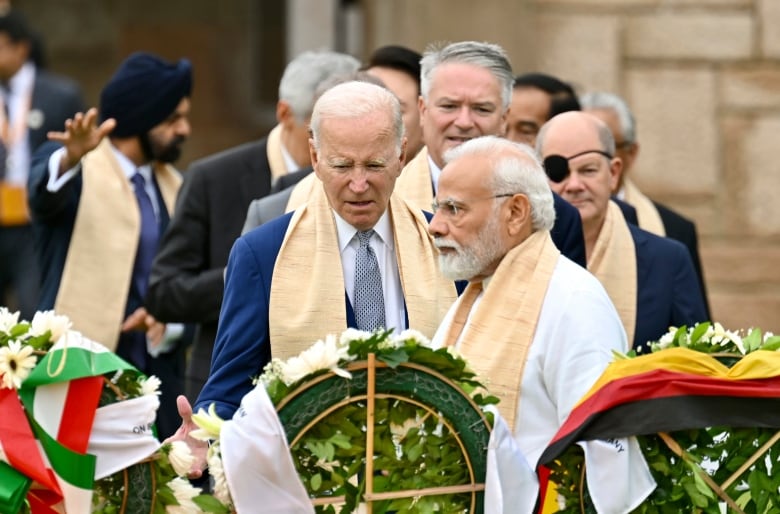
[99,52,192,138]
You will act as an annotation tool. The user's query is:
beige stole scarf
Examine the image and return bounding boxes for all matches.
[395,146,433,211]
[588,201,638,346]
[55,139,180,350]
[285,172,317,212]
[269,183,457,360]
[444,231,560,432]
[623,178,665,236]
[265,124,289,184]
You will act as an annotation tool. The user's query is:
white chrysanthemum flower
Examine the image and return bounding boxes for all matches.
[764,331,775,341]
[28,310,72,342]
[208,447,232,506]
[165,477,202,513]
[396,329,431,347]
[339,328,372,346]
[168,440,196,477]
[656,329,676,350]
[0,307,20,333]
[281,336,351,384]
[140,375,161,396]
[0,341,37,389]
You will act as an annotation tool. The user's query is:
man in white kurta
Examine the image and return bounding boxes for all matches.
[428,136,655,513]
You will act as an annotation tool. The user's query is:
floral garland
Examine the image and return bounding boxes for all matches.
[550,321,780,514]
[0,307,228,514]
[192,328,497,513]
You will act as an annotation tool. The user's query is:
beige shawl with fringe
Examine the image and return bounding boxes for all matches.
[588,201,638,346]
[623,178,665,236]
[395,146,434,211]
[269,182,457,360]
[54,139,180,350]
[443,230,560,432]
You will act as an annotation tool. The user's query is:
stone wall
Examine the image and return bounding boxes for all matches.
[13,0,780,333]
[364,0,780,334]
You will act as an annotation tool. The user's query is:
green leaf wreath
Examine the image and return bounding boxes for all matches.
[549,322,780,514]
[194,328,498,514]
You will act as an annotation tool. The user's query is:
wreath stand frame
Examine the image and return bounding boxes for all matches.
[276,354,492,513]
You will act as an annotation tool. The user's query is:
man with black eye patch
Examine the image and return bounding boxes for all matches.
[536,111,707,352]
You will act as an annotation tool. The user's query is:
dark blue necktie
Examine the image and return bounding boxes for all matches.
[130,172,159,299]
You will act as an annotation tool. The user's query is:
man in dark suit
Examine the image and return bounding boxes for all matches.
[146,50,360,400]
[0,9,84,320]
[580,90,710,318]
[28,52,193,438]
[537,111,707,352]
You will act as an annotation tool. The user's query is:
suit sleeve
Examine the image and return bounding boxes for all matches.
[194,236,272,419]
[241,199,262,236]
[669,241,708,327]
[146,165,225,323]
[551,193,587,268]
[27,141,80,222]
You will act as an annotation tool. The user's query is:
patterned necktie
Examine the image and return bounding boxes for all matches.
[354,229,386,331]
[130,171,159,298]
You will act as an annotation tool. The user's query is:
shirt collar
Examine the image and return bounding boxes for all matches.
[427,153,442,195]
[333,208,394,253]
[110,143,153,183]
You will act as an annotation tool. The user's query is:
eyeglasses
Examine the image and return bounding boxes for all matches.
[432,193,515,218]
[543,149,613,183]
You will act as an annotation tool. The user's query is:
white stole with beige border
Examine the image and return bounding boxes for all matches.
[622,178,665,236]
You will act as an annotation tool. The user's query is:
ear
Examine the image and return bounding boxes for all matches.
[608,157,623,192]
[398,137,408,171]
[506,193,532,236]
[418,95,426,121]
[276,100,294,125]
[309,138,321,178]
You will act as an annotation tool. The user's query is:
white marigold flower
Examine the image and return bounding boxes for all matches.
[28,310,72,342]
[140,375,161,396]
[0,341,37,389]
[166,477,203,513]
[0,307,20,333]
[208,447,232,506]
[339,328,372,346]
[168,440,196,477]
[281,337,351,384]
[395,329,431,348]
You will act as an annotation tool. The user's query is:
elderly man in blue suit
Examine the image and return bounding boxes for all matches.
[537,111,707,352]
[170,81,461,472]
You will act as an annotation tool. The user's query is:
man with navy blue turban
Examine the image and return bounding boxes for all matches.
[27,51,193,438]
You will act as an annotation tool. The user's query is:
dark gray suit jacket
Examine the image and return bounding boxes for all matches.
[146,138,275,398]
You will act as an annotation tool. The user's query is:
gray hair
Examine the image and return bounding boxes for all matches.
[445,135,555,231]
[310,80,405,154]
[420,41,514,111]
[579,91,637,144]
[278,50,361,122]
[535,112,616,157]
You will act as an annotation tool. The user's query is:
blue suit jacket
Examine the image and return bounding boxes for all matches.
[551,192,586,267]
[630,224,707,352]
[196,211,465,418]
